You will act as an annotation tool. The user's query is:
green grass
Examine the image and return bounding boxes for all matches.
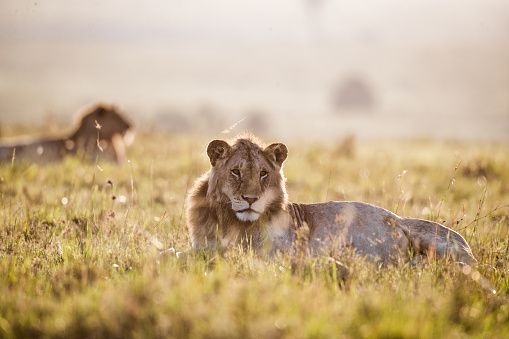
[1,131,508,338]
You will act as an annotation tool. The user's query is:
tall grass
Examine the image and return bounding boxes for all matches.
[1,131,508,338]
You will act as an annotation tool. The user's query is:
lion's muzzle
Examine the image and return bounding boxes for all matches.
[231,196,264,222]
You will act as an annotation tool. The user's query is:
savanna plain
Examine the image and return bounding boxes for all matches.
[1,130,508,338]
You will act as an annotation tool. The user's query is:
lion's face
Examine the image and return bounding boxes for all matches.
[207,138,288,222]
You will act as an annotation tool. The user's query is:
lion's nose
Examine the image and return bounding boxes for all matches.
[242,195,259,205]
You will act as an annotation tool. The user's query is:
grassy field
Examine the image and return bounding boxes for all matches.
[1,131,508,338]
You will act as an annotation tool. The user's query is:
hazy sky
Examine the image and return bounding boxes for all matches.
[1,0,508,140]
[2,1,508,45]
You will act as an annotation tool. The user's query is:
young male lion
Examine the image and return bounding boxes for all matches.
[0,103,133,164]
[186,134,477,265]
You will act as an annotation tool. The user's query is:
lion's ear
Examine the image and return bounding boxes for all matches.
[264,143,288,167]
[207,140,231,166]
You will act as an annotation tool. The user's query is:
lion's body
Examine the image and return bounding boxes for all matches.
[290,201,476,264]
[0,103,133,164]
[186,135,477,265]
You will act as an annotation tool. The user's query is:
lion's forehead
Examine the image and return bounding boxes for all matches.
[226,146,271,170]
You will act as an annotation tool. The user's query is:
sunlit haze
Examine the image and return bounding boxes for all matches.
[1,0,508,140]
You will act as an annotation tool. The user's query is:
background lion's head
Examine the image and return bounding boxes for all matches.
[73,103,133,143]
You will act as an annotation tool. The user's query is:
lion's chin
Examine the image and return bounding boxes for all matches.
[236,211,260,222]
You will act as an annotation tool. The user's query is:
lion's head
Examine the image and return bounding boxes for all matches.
[205,135,289,223]
[71,103,133,144]
[67,103,134,163]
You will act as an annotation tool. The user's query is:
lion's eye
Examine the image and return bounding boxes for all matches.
[260,171,268,179]
[231,169,241,177]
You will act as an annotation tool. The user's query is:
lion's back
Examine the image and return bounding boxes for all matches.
[301,201,409,262]
[0,138,68,163]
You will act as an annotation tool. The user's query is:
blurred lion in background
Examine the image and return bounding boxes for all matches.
[0,103,134,164]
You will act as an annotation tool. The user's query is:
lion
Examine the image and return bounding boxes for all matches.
[186,134,477,266]
[0,103,133,164]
